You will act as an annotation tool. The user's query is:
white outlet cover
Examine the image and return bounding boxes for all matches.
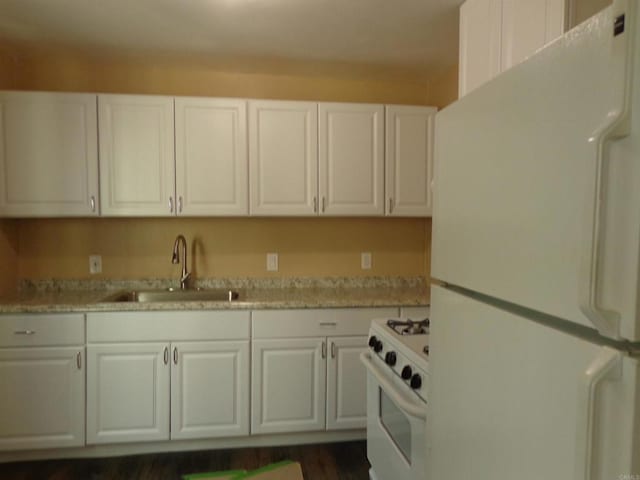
[89,255,102,274]
[361,252,372,270]
[266,253,278,272]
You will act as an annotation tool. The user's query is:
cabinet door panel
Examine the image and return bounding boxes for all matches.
[99,95,175,216]
[0,347,84,450]
[459,0,503,97]
[87,343,170,444]
[249,101,318,215]
[318,103,384,215]
[0,91,98,216]
[171,341,249,439]
[251,338,326,434]
[175,98,248,215]
[326,336,368,430]
[501,0,567,70]
[385,105,436,217]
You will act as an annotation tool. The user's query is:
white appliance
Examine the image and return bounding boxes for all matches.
[429,0,640,479]
[361,317,429,480]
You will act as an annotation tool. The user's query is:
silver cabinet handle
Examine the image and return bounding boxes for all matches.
[14,330,35,335]
[331,342,336,359]
[169,196,174,213]
[313,197,318,213]
[321,341,327,359]
[164,347,169,365]
[178,196,183,213]
[319,322,336,327]
[389,198,394,214]
[90,196,96,212]
[77,351,82,370]
[173,347,178,365]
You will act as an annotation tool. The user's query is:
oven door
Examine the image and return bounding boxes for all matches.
[361,352,427,480]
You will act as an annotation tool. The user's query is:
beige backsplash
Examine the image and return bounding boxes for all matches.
[16,217,431,282]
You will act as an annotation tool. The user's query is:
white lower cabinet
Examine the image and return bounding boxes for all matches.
[0,314,85,451]
[251,308,398,434]
[86,311,250,445]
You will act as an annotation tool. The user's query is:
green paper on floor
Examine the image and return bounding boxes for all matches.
[183,460,303,480]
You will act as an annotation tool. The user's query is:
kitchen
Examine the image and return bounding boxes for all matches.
[0,0,633,479]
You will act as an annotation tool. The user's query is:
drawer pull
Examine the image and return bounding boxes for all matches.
[319,322,337,328]
[14,330,36,335]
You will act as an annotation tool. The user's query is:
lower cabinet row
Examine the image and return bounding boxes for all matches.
[0,308,404,452]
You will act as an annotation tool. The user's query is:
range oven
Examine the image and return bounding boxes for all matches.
[361,317,429,480]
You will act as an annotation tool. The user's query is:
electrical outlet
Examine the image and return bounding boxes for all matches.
[361,252,372,270]
[266,253,279,272]
[89,255,102,274]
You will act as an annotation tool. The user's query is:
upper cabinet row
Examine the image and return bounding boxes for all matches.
[0,92,436,218]
[459,0,571,97]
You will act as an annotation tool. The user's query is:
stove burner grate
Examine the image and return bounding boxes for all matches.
[387,318,430,336]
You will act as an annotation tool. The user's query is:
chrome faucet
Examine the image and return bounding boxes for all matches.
[171,235,191,290]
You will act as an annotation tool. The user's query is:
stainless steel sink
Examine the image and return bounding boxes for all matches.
[100,288,240,303]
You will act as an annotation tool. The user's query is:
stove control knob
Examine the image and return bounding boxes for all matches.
[384,351,397,366]
[373,340,383,353]
[401,365,412,380]
[368,336,378,348]
[410,373,422,390]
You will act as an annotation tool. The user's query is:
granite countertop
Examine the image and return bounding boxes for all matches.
[0,277,430,314]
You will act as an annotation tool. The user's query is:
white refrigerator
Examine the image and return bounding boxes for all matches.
[428,0,640,479]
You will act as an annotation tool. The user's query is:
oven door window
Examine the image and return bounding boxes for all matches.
[379,388,412,462]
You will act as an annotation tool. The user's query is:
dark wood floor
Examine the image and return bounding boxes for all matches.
[1,441,369,480]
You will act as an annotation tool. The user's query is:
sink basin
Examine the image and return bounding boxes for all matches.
[101,288,240,303]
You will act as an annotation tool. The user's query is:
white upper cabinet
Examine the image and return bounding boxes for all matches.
[385,105,437,217]
[175,98,248,216]
[249,100,318,216]
[318,103,384,216]
[98,94,175,216]
[459,0,570,97]
[0,91,99,217]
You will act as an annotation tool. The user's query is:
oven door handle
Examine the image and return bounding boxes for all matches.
[360,351,427,420]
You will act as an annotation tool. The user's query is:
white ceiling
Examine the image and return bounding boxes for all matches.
[0,0,462,79]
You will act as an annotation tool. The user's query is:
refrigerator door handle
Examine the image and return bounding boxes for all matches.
[579,0,635,339]
[574,347,622,480]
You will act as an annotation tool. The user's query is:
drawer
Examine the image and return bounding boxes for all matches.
[251,307,398,338]
[0,314,85,347]
[87,310,250,342]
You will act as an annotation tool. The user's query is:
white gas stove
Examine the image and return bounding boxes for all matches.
[362,315,430,480]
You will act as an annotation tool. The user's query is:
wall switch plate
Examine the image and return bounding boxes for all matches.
[89,255,102,274]
[361,252,372,270]
[266,253,279,272]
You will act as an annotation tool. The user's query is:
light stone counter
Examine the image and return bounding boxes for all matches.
[0,277,429,314]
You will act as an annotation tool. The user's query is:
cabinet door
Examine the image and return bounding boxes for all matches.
[171,341,249,440]
[326,336,368,430]
[99,94,175,216]
[501,0,568,70]
[251,338,326,434]
[0,91,99,217]
[0,347,85,450]
[458,0,503,97]
[249,100,318,216]
[318,103,384,216]
[175,98,248,216]
[385,105,437,217]
[86,343,170,444]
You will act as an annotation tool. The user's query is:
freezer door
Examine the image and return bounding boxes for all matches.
[432,4,640,341]
[427,286,640,480]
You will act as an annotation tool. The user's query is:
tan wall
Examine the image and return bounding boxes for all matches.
[0,221,19,295]
[10,49,432,105]
[18,217,429,280]
[430,65,459,110]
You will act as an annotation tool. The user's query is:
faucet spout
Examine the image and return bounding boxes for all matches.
[171,235,190,290]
